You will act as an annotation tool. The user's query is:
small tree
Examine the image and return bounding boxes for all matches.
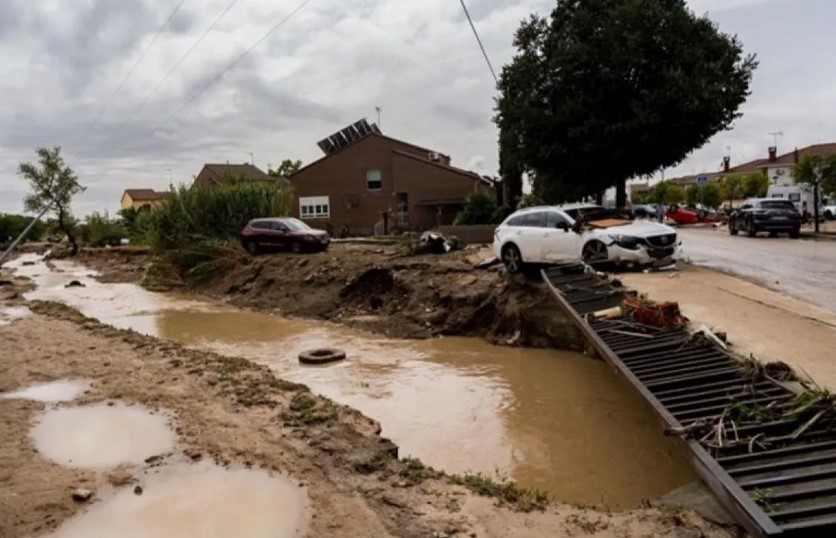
[454,192,499,225]
[702,183,725,208]
[269,159,303,178]
[18,147,84,255]
[742,172,769,198]
[795,154,836,195]
[723,174,745,204]
[685,185,700,206]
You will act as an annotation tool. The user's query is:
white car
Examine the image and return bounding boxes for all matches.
[493,204,680,273]
[824,203,836,220]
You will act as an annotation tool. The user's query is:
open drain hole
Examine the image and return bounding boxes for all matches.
[298,348,346,365]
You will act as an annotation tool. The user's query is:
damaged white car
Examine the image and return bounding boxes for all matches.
[493,204,680,273]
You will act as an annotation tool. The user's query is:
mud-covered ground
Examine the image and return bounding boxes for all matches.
[73,244,584,350]
[0,269,736,538]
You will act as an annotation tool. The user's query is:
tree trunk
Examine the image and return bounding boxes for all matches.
[58,206,78,256]
[615,178,627,210]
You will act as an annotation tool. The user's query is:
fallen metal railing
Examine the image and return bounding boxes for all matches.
[542,263,836,538]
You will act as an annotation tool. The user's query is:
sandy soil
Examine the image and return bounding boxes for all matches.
[621,264,836,389]
[72,244,585,350]
[0,268,736,538]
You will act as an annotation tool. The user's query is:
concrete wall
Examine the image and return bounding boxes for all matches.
[435,225,496,244]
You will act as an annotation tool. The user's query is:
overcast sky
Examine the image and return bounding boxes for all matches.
[1,0,834,215]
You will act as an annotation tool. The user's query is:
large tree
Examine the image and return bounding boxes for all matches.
[18,147,84,255]
[496,0,757,208]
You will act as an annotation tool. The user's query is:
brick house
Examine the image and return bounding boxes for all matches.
[289,126,492,235]
[192,163,277,188]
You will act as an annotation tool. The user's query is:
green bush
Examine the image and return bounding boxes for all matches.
[455,192,500,225]
[0,213,47,243]
[81,212,126,247]
[146,181,292,282]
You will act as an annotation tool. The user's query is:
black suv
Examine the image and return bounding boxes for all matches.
[729,199,802,238]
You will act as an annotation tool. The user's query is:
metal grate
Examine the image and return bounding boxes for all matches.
[542,264,836,538]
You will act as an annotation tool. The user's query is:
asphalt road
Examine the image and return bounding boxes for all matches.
[677,228,836,314]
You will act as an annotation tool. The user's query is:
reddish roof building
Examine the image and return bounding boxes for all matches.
[288,120,492,235]
[192,163,275,188]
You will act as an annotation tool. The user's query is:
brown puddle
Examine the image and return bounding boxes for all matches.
[41,463,308,538]
[30,404,177,469]
[14,255,695,508]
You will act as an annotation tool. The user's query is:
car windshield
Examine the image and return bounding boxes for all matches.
[758,201,797,210]
[283,219,311,231]
[562,205,615,222]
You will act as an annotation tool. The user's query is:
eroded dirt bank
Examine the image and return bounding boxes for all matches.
[73,244,584,349]
[0,273,736,538]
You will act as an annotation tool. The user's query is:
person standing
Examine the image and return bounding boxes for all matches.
[656,203,665,223]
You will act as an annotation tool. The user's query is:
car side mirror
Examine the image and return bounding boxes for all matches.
[556,222,569,232]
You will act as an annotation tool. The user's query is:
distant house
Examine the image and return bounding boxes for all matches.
[288,119,492,235]
[757,143,836,186]
[192,163,277,188]
[120,189,172,212]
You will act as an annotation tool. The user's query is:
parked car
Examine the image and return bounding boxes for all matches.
[666,205,722,225]
[240,217,330,254]
[824,201,836,220]
[728,199,802,238]
[767,184,822,220]
[493,204,680,273]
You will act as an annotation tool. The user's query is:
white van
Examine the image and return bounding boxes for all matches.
[766,184,822,218]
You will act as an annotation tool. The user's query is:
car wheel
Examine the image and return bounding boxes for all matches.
[245,241,259,255]
[582,240,609,264]
[789,228,801,239]
[291,242,303,254]
[501,244,523,274]
[768,231,777,238]
[826,210,834,220]
[729,220,738,236]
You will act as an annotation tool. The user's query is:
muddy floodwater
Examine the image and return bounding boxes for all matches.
[12,255,695,508]
[31,404,177,469]
[42,463,308,538]
[1,380,88,403]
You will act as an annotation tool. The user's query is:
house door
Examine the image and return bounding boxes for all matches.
[396,193,410,228]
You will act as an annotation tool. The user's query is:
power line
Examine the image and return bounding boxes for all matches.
[147,0,315,139]
[80,0,189,140]
[111,0,242,136]
[458,0,498,83]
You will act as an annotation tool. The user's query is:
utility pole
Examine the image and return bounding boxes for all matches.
[814,161,822,234]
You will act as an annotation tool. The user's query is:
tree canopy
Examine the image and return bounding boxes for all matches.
[269,159,302,178]
[18,147,84,255]
[795,154,836,195]
[496,0,757,207]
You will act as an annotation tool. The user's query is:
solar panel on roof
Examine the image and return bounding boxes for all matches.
[316,118,381,155]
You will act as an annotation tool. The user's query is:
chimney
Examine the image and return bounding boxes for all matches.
[794,147,800,163]
[723,156,731,172]
[768,146,778,162]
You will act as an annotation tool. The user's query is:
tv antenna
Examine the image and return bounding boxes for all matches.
[768,131,784,147]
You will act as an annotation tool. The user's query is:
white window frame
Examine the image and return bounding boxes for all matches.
[367,169,382,190]
[299,196,330,219]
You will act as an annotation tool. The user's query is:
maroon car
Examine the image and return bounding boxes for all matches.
[240,218,330,254]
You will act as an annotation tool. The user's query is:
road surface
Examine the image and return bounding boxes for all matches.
[677,228,836,313]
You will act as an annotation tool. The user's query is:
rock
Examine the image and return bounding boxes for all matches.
[72,488,93,503]
[21,261,36,266]
[65,280,85,288]
[133,485,143,495]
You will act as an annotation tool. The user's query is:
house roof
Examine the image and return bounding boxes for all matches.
[292,132,452,177]
[763,143,836,167]
[728,158,769,174]
[390,149,485,183]
[200,163,273,184]
[123,189,172,201]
